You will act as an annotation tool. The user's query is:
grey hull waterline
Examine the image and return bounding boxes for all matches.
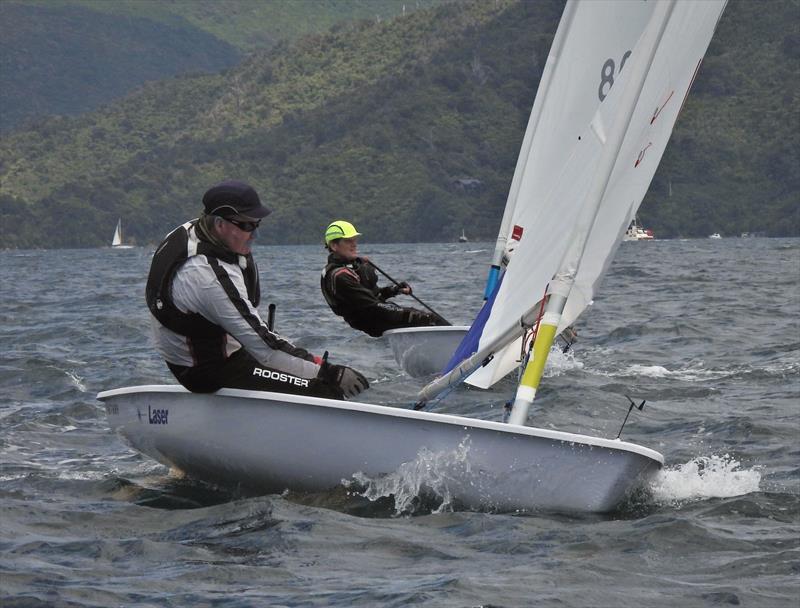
[384,325,469,378]
[97,385,663,513]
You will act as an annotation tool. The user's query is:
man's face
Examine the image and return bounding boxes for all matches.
[216,217,259,255]
[330,237,359,261]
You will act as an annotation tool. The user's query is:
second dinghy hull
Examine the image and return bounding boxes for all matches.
[98,385,663,513]
[384,326,469,378]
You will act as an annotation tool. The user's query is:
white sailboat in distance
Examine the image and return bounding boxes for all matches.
[111,219,134,249]
[98,0,727,514]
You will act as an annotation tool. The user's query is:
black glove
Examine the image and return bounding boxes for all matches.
[388,281,411,297]
[405,309,435,326]
[317,354,369,399]
[406,309,451,327]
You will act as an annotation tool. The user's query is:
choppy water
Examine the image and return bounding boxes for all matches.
[1,238,798,607]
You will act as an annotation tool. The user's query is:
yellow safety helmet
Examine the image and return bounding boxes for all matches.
[325,220,362,244]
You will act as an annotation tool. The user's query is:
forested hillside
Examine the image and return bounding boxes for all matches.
[0,0,442,132]
[0,0,797,248]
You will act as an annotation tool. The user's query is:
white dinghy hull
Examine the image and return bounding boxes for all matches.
[384,326,469,378]
[98,385,663,513]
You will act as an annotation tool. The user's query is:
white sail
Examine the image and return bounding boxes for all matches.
[484,1,656,296]
[111,218,134,248]
[388,0,656,380]
[467,0,658,388]
[432,0,726,394]
[112,219,123,247]
[559,1,727,330]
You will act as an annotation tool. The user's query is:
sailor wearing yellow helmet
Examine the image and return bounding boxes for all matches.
[321,220,449,337]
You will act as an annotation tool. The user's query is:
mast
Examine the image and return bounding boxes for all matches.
[507,0,676,425]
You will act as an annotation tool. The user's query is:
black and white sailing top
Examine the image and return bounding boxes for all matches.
[147,220,320,380]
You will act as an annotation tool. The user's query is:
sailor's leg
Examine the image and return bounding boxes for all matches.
[217,350,343,399]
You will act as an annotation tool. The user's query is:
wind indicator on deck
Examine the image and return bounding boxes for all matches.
[617,395,647,439]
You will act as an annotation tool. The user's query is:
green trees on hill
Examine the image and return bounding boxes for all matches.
[0,0,797,248]
[642,0,800,238]
[0,2,241,133]
[1,0,442,133]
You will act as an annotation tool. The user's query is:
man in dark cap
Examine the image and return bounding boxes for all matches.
[146,179,368,400]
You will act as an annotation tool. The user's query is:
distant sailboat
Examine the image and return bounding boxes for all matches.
[458,229,468,243]
[623,216,655,241]
[111,219,134,249]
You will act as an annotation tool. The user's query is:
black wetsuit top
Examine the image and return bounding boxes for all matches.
[320,253,444,337]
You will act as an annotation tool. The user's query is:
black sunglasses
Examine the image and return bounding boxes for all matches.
[227,218,260,232]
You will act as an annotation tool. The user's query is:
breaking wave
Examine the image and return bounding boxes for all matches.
[65,370,87,392]
[586,358,800,382]
[343,439,473,516]
[650,454,762,504]
[544,346,584,377]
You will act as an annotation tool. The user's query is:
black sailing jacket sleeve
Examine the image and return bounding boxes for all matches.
[323,260,410,337]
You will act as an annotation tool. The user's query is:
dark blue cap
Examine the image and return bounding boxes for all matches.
[202,180,271,219]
